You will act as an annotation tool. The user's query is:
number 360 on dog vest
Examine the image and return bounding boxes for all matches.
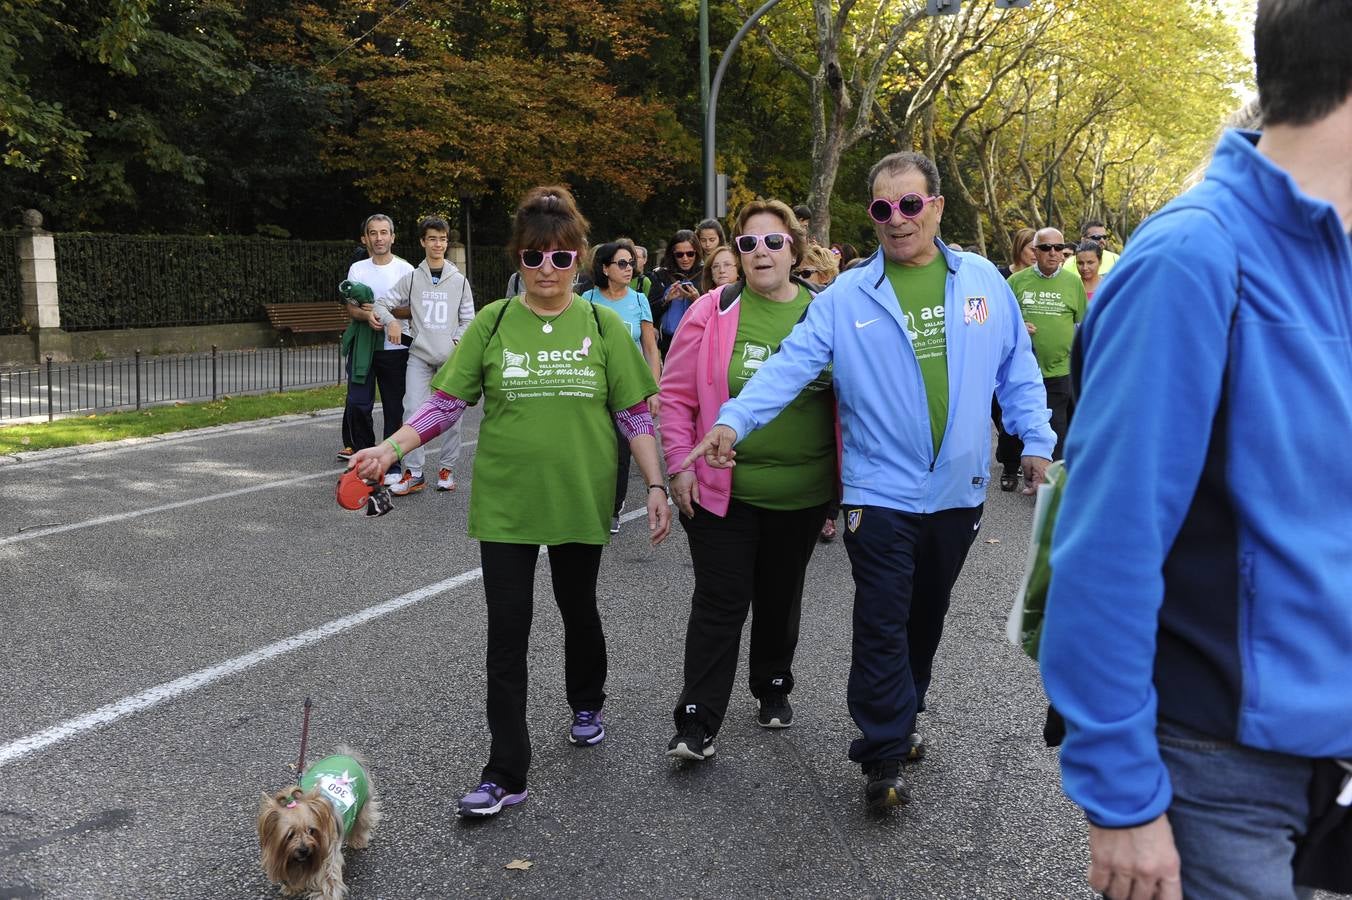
[299,754,370,837]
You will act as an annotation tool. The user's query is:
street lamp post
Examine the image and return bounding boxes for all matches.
[703,0,784,220]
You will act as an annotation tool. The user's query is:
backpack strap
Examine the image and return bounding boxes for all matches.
[719,278,817,322]
[487,298,512,339]
[718,281,744,311]
[491,294,603,340]
[591,296,603,336]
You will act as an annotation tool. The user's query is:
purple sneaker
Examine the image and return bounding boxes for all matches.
[457,781,528,817]
[568,710,605,746]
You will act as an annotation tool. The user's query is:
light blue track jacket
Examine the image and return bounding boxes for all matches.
[715,241,1054,513]
[1039,130,1352,828]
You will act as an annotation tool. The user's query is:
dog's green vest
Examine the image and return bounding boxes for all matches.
[299,754,369,836]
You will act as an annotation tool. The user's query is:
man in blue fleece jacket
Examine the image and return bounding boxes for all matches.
[1039,2,1352,897]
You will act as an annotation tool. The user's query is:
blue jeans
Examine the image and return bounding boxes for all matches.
[1157,719,1315,900]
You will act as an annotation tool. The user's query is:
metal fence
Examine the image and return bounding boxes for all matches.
[0,343,344,422]
[0,232,23,334]
[468,244,514,305]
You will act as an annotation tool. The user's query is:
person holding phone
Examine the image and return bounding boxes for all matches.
[649,229,703,355]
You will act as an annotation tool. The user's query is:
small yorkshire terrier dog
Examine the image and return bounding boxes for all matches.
[257,747,380,899]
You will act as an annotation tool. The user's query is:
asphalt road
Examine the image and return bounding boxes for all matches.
[0,409,1098,899]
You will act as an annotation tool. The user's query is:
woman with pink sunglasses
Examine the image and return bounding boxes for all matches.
[350,185,670,819]
[659,198,839,762]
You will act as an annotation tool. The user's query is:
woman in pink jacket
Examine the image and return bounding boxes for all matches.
[659,198,837,762]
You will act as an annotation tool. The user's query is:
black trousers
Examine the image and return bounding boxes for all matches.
[479,541,606,793]
[342,348,407,461]
[842,504,982,766]
[674,498,828,735]
[992,396,1022,475]
[614,421,631,517]
[993,375,1073,463]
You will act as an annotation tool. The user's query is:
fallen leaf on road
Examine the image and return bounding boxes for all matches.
[985,539,1000,544]
[505,859,532,871]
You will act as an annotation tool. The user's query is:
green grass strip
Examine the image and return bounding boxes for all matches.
[0,385,346,455]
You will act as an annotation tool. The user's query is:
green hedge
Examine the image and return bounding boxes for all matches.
[50,233,515,331]
[0,232,23,334]
[0,232,516,333]
[55,234,355,331]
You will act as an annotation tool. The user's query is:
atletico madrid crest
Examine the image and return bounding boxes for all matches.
[964,296,989,325]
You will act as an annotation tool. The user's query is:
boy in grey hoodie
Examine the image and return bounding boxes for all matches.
[373,216,476,493]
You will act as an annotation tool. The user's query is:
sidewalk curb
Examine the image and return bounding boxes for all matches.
[0,408,343,466]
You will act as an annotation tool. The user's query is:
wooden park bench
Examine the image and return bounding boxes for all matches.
[263,302,352,336]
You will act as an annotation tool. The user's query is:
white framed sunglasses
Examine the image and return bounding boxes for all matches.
[520,249,578,269]
[735,233,793,254]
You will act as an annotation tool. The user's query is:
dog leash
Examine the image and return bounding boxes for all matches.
[297,696,312,777]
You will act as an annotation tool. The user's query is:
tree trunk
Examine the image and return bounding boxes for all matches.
[807,105,848,244]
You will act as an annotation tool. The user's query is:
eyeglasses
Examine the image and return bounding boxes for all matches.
[794,268,818,278]
[673,250,697,259]
[520,249,578,269]
[1086,233,1109,241]
[1034,243,1073,253]
[868,193,939,223]
[734,233,793,254]
[606,258,634,269]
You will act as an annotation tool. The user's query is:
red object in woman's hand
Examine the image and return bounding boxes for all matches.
[336,468,375,510]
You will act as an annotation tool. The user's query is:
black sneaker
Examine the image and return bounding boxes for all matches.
[666,721,716,761]
[609,515,621,535]
[756,693,793,728]
[865,760,911,810]
[904,731,926,763]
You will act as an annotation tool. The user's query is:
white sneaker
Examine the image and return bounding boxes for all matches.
[383,471,402,486]
[390,471,425,495]
[436,468,456,492]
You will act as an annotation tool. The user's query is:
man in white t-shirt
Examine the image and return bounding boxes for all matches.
[340,214,414,483]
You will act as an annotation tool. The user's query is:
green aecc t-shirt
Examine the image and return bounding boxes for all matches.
[728,285,834,510]
[1006,266,1087,377]
[431,296,658,544]
[885,255,949,457]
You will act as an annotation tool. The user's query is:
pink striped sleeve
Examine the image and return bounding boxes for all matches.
[408,390,467,443]
[614,402,655,441]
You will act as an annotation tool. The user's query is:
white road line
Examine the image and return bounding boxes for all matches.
[0,503,657,767]
[0,568,485,768]
[1,439,478,546]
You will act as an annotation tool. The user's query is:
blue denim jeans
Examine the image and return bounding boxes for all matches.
[1157,719,1315,900]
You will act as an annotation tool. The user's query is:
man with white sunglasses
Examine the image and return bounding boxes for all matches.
[682,151,1053,810]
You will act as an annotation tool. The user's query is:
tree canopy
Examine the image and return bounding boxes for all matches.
[1,0,1251,258]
